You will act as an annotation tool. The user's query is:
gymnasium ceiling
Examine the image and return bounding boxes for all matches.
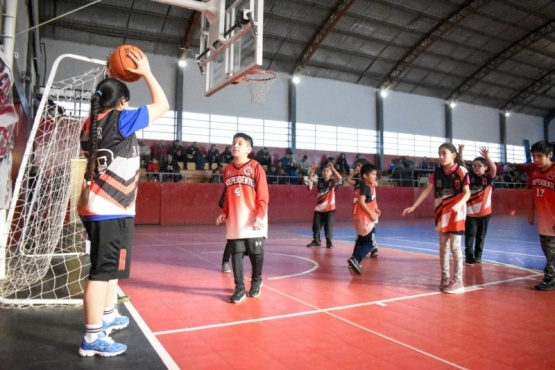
[38,0,555,119]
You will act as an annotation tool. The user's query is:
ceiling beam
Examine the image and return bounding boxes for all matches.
[502,68,555,113]
[379,0,489,91]
[183,11,201,49]
[290,0,355,76]
[449,19,555,102]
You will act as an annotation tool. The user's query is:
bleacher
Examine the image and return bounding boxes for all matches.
[140,161,218,183]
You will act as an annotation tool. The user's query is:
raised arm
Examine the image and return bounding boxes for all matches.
[127,50,170,124]
[479,146,497,178]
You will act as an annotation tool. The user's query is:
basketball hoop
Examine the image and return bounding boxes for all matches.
[244,70,276,104]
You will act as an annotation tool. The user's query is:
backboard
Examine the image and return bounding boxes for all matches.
[198,0,264,96]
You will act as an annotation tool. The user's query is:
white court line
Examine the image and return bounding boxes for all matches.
[201,251,320,280]
[118,287,180,370]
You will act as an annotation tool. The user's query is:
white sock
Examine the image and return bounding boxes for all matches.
[103,306,116,322]
[84,323,103,343]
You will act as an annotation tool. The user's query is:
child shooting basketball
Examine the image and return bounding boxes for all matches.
[528,141,555,291]
[216,133,269,303]
[78,49,169,357]
[403,143,470,294]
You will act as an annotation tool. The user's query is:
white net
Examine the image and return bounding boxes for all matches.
[0,56,106,308]
[245,70,276,104]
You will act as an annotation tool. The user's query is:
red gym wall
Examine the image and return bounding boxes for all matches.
[135,183,530,225]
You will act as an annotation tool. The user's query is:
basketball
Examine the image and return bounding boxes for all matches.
[108,45,143,82]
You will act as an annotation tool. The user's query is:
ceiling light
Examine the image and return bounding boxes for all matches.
[449,100,456,109]
[379,88,388,98]
[292,75,300,84]
[503,110,510,117]
[178,59,187,67]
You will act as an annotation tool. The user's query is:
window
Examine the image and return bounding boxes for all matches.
[296,123,378,154]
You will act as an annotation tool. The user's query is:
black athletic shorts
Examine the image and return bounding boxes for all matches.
[228,237,265,255]
[83,218,134,281]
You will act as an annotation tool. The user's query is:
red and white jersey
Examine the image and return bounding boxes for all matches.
[352,182,377,236]
[528,164,555,236]
[432,163,470,233]
[222,159,269,239]
[314,178,338,212]
[466,172,494,217]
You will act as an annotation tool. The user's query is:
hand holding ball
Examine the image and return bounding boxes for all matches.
[108,45,143,82]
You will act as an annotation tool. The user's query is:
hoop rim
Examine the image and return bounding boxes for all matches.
[244,69,276,82]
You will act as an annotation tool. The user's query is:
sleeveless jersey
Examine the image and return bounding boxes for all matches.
[528,164,555,236]
[314,178,338,212]
[432,163,469,233]
[78,110,142,220]
[223,159,269,240]
[466,171,494,217]
[352,181,377,236]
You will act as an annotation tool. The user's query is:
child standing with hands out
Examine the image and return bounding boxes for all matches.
[306,161,342,248]
[348,164,380,274]
[403,143,470,294]
[216,133,269,303]
[528,141,555,291]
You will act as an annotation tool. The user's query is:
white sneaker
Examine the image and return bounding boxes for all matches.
[443,281,465,294]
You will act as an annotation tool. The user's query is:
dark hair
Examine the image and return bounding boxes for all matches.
[439,142,464,167]
[473,156,487,166]
[233,132,253,147]
[84,78,130,182]
[354,157,369,166]
[360,163,377,176]
[530,141,553,155]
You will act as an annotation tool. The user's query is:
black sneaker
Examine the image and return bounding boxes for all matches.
[370,247,379,258]
[229,289,246,303]
[306,241,321,247]
[535,279,555,291]
[326,243,334,249]
[249,280,263,298]
[348,257,362,275]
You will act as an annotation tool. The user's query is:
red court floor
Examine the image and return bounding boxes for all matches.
[115,218,555,369]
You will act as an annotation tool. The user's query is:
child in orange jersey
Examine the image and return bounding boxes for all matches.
[348,163,380,274]
[403,143,470,294]
[528,141,555,291]
[306,161,342,248]
[462,146,496,264]
[216,133,269,303]
[78,51,169,356]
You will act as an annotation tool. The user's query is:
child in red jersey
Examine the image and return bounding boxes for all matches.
[216,133,269,303]
[403,143,470,294]
[462,146,497,264]
[348,163,380,274]
[528,141,555,291]
[306,161,342,248]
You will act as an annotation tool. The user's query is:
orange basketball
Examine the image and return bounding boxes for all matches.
[108,45,143,82]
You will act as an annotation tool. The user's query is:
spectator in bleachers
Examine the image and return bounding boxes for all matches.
[139,140,151,168]
[277,166,289,184]
[335,152,350,175]
[279,152,293,172]
[162,154,182,182]
[185,141,205,169]
[146,157,160,181]
[255,147,272,167]
[206,144,221,169]
[267,164,279,184]
[152,139,167,164]
[221,146,233,164]
[168,139,185,159]
[298,155,310,176]
[209,165,223,183]
[320,156,334,172]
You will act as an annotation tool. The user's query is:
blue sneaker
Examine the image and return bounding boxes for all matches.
[79,331,127,357]
[103,314,129,335]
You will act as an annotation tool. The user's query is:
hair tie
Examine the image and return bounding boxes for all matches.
[95,90,102,97]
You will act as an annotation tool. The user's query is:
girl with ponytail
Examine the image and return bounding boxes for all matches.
[77,50,169,357]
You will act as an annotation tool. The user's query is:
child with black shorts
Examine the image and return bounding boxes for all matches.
[348,163,380,274]
[216,133,269,303]
[77,50,169,357]
[528,141,555,291]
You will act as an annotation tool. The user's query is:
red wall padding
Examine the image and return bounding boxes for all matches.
[135,184,529,225]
